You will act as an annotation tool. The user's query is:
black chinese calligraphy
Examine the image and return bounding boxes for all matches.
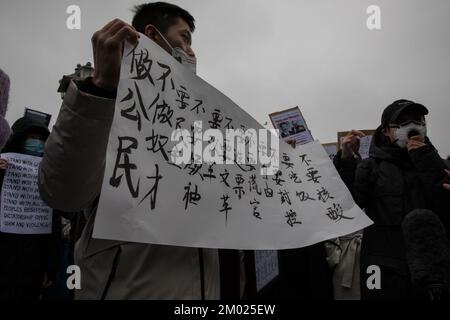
[120,82,153,131]
[281,153,294,169]
[219,169,230,188]
[306,167,322,184]
[296,191,315,202]
[317,187,334,203]
[326,203,354,222]
[288,171,302,184]
[153,100,174,128]
[145,129,169,161]
[220,194,232,224]
[272,170,285,186]
[299,154,312,166]
[203,163,216,183]
[183,182,201,210]
[138,164,163,211]
[248,174,262,195]
[264,182,274,198]
[209,109,223,129]
[176,85,190,110]
[110,136,140,198]
[156,62,175,91]
[233,173,245,199]
[285,209,302,227]
[184,163,204,181]
[250,199,262,220]
[278,189,291,205]
[191,99,205,114]
[127,47,155,85]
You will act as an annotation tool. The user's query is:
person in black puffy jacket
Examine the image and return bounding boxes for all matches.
[334,99,450,299]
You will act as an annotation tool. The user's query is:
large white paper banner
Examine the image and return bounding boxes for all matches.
[93,35,372,249]
[0,153,53,234]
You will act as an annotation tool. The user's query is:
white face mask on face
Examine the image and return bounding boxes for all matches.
[393,122,427,148]
[155,28,197,74]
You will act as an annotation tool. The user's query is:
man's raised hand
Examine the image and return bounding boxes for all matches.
[91,19,139,92]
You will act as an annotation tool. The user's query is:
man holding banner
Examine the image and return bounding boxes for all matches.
[38,2,222,300]
[38,1,372,300]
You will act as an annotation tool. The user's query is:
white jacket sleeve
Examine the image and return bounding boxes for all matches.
[39,81,115,212]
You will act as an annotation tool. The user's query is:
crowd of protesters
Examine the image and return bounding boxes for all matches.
[0,2,449,300]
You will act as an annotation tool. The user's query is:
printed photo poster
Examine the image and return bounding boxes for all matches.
[0,153,53,234]
[93,34,373,249]
[269,107,314,146]
[337,130,376,159]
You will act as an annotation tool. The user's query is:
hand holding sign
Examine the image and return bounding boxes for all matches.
[341,130,366,159]
[91,19,140,92]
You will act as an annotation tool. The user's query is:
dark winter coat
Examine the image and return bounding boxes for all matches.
[334,127,450,299]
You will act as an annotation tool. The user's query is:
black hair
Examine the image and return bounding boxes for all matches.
[132,2,195,35]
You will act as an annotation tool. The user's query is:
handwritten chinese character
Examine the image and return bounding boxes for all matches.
[176,85,190,109]
[224,117,233,129]
[191,99,205,114]
[285,209,302,227]
[138,164,163,210]
[299,154,312,166]
[233,174,245,199]
[220,194,232,224]
[288,171,302,184]
[110,136,140,198]
[153,100,174,128]
[250,199,261,220]
[219,169,230,187]
[184,163,204,181]
[209,108,223,129]
[203,163,217,183]
[264,181,273,198]
[326,203,354,222]
[296,191,315,202]
[249,174,262,195]
[281,153,294,169]
[278,189,291,205]
[183,182,201,210]
[145,129,169,161]
[306,167,322,184]
[317,186,334,203]
[272,170,285,186]
[127,47,154,85]
[156,62,175,91]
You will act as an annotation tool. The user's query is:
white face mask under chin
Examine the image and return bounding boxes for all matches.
[171,47,197,74]
[393,123,427,148]
[155,29,197,74]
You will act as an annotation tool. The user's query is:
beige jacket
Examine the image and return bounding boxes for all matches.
[325,230,363,300]
[38,81,221,300]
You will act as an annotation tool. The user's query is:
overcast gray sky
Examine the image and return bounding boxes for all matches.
[1,0,449,156]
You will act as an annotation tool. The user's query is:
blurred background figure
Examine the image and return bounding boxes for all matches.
[0,116,61,300]
[0,68,11,150]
